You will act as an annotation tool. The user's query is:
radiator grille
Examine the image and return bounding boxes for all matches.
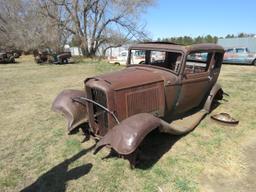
[91,88,108,129]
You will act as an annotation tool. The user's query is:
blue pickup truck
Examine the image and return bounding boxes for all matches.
[223,47,256,65]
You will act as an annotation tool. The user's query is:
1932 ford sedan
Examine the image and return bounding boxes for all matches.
[52,42,224,167]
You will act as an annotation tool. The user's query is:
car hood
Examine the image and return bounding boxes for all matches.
[86,66,173,90]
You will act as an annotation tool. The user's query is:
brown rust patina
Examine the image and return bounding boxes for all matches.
[52,42,225,167]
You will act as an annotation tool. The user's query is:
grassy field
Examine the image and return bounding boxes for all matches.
[0,56,255,192]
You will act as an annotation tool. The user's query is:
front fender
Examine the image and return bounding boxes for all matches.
[95,113,161,155]
[52,89,88,133]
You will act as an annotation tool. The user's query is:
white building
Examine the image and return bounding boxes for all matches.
[218,37,256,52]
[70,47,83,56]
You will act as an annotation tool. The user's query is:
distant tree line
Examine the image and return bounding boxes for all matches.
[223,33,256,39]
[157,35,218,45]
[156,33,256,45]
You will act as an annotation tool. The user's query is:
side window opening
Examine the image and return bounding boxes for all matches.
[120,52,127,57]
[226,49,234,53]
[130,50,146,64]
[236,48,245,53]
[185,52,212,74]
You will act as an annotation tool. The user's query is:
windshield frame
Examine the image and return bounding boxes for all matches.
[127,48,185,75]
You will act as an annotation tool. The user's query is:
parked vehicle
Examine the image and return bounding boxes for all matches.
[5,49,22,58]
[223,47,256,65]
[0,51,15,63]
[33,49,72,64]
[108,50,145,65]
[52,42,225,167]
[12,50,22,58]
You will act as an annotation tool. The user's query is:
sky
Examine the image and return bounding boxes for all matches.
[143,0,256,39]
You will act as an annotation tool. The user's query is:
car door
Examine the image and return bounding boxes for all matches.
[224,48,235,63]
[118,51,128,65]
[175,51,214,113]
[235,48,248,64]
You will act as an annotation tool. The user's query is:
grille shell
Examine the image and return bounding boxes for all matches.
[91,88,108,129]
[85,80,113,136]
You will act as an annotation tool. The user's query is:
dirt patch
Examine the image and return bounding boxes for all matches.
[200,140,256,192]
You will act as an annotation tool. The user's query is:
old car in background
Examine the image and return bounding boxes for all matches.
[223,47,256,65]
[0,50,15,63]
[108,50,146,65]
[52,42,224,167]
[33,48,72,64]
[11,50,22,58]
[5,49,23,58]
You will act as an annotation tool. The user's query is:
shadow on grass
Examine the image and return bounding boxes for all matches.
[102,129,184,169]
[135,105,224,169]
[21,144,95,192]
[136,130,183,169]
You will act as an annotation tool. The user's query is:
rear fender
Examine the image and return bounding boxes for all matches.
[52,89,88,133]
[95,113,161,155]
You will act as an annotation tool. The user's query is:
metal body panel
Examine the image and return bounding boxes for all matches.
[114,81,165,119]
[95,113,161,155]
[176,73,211,113]
[95,110,207,155]
[52,89,88,133]
[203,83,223,112]
[94,67,164,91]
[211,113,239,124]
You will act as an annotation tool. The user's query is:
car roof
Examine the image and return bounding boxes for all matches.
[129,42,224,53]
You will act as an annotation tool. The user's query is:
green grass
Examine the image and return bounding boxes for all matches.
[0,57,255,192]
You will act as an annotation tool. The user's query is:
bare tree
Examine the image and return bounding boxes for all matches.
[0,0,69,51]
[0,0,23,49]
[39,0,154,57]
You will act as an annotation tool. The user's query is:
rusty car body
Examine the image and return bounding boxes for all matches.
[4,49,22,58]
[11,49,22,58]
[33,49,71,64]
[211,113,239,125]
[223,47,256,65]
[52,42,224,167]
[0,50,15,63]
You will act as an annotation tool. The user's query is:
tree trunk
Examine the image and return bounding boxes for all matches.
[79,38,89,56]
[80,45,97,57]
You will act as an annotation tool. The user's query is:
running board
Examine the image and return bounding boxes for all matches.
[159,110,208,135]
